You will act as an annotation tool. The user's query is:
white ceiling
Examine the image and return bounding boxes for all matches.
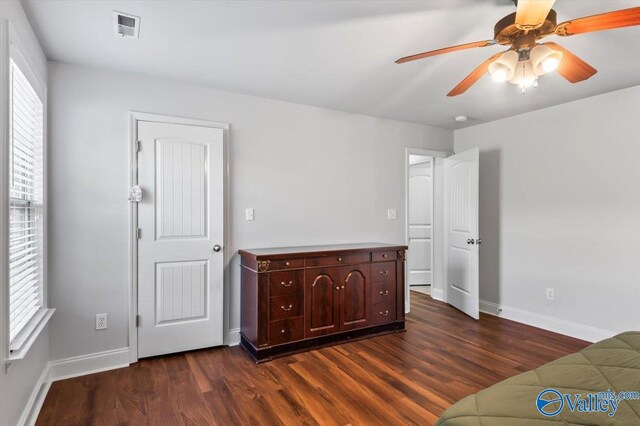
[22,0,640,129]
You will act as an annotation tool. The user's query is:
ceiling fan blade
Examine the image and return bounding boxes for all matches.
[544,42,597,83]
[447,52,502,97]
[395,40,496,64]
[515,0,555,29]
[555,6,640,36]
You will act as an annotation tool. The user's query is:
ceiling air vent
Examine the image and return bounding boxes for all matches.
[113,11,140,39]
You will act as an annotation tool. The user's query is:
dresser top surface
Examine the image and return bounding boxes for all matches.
[238,242,407,259]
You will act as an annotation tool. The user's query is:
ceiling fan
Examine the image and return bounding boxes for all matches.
[395,1,640,96]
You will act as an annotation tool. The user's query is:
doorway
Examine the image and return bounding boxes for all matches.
[404,147,480,319]
[405,148,448,312]
[407,155,433,296]
[129,112,228,361]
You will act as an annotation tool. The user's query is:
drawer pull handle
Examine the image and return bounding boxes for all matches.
[382,254,388,258]
[285,261,290,266]
[380,310,389,316]
[337,257,343,262]
[379,270,389,276]
[280,281,293,287]
[281,304,293,311]
[380,290,389,296]
[281,329,293,334]
[336,286,340,291]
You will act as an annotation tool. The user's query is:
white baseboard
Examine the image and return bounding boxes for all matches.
[431,288,444,301]
[49,347,130,382]
[226,328,241,346]
[18,363,51,426]
[480,300,615,343]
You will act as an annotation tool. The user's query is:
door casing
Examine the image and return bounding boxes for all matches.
[404,148,452,313]
[128,111,229,364]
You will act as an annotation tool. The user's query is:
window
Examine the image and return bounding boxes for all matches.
[8,57,45,350]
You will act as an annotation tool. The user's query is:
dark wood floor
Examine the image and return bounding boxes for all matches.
[37,293,589,425]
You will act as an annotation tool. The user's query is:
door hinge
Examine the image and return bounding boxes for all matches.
[135,140,141,152]
[136,315,141,327]
[136,227,142,239]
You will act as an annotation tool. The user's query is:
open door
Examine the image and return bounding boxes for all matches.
[444,148,479,319]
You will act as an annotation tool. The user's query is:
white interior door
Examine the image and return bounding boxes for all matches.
[444,148,479,319]
[408,156,433,286]
[137,121,224,358]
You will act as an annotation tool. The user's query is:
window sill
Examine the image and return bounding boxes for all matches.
[5,308,55,364]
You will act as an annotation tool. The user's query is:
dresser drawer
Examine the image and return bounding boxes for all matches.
[371,261,396,284]
[269,270,303,297]
[268,258,304,271]
[305,252,370,268]
[269,294,303,321]
[269,317,304,346]
[372,282,396,305]
[371,301,396,325]
[372,250,397,262]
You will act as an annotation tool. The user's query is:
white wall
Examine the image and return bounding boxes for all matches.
[455,86,640,339]
[47,61,453,362]
[0,1,50,425]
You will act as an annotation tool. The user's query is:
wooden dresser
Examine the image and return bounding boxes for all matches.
[239,243,407,362]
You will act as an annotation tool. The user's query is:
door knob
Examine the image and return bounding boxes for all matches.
[212,244,222,252]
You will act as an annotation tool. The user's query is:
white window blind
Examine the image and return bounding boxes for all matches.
[8,58,44,348]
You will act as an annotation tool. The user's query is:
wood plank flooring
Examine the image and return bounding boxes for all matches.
[37,293,589,425]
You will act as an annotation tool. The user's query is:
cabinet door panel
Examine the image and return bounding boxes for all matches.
[337,264,371,331]
[304,268,340,337]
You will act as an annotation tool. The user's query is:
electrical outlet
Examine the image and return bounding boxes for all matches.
[546,288,555,301]
[96,313,108,330]
[387,209,397,220]
[245,208,254,221]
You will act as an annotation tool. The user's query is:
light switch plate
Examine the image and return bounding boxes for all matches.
[387,209,397,220]
[546,288,555,301]
[245,208,255,221]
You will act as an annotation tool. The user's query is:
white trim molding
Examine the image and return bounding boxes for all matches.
[480,300,615,343]
[48,348,130,382]
[17,363,51,426]
[430,288,444,301]
[226,328,241,347]
[6,309,54,363]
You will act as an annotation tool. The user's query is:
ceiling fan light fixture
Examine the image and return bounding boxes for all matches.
[490,67,509,83]
[488,50,519,82]
[530,44,564,75]
[509,59,536,89]
[542,56,561,73]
